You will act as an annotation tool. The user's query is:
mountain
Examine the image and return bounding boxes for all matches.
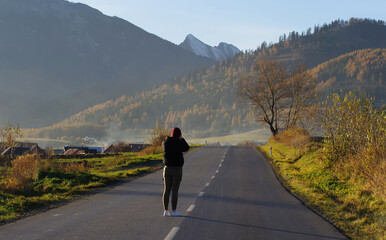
[256,18,386,69]
[0,0,213,127]
[24,48,386,142]
[23,18,386,142]
[179,34,241,61]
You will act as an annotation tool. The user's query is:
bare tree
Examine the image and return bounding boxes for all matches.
[284,63,317,129]
[238,59,316,136]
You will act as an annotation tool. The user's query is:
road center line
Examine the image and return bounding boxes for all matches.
[216,170,219,173]
[187,204,195,212]
[198,192,204,197]
[164,227,180,240]
[205,182,210,187]
[211,175,215,179]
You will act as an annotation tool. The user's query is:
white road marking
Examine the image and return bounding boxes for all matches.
[205,182,210,187]
[198,192,205,197]
[219,163,222,167]
[53,214,61,217]
[211,176,215,179]
[187,204,195,212]
[216,170,219,173]
[164,227,180,240]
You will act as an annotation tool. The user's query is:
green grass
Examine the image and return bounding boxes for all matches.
[259,140,385,240]
[0,146,202,224]
[0,151,165,223]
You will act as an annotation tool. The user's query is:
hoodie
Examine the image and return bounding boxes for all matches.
[162,137,190,167]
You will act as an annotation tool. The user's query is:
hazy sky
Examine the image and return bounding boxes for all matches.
[71,0,386,50]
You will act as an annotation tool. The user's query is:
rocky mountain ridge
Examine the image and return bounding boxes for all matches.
[179,34,241,61]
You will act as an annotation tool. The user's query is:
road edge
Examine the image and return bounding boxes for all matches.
[252,146,349,239]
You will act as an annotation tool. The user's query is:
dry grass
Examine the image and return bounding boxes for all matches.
[138,145,162,156]
[62,162,88,173]
[273,127,311,148]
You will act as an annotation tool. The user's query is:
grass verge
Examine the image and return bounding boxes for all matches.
[0,145,201,224]
[258,134,385,239]
[0,151,165,224]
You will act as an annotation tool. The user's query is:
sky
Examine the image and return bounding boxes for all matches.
[71,0,386,51]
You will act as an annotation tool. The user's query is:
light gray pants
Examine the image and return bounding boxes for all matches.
[163,166,182,211]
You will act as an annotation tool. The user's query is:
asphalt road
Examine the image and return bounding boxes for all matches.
[0,146,347,240]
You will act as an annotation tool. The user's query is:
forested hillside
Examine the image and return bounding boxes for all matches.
[256,18,386,69]
[24,19,386,142]
[312,48,385,104]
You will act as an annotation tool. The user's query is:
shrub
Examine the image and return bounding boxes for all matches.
[3,154,41,194]
[139,124,169,156]
[63,162,88,173]
[138,145,162,156]
[320,91,385,198]
[150,124,170,147]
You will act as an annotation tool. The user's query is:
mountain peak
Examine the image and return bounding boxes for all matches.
[186,33,198,40]
[179,34,241,61]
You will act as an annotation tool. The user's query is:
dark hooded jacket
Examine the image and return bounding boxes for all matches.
[162,137,190,167]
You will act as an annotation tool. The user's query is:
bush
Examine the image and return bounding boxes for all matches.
[138,145,162,156]
[150,126,169,147]
[2,154,41,194]
[139,124,169,156]
[320,91,385,198]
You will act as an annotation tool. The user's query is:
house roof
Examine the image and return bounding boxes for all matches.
[63,149,86,155]
[1,144,46,156]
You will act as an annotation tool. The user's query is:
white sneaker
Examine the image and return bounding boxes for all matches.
[163,210,170,217]
[171,211,182,217]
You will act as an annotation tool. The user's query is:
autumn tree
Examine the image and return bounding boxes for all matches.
[285,63,317,129]
[0,123,22,154]
[238,59,316,136]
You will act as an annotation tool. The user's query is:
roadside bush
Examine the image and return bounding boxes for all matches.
[139,124,169,156]
[139,145,162,156]
[2,154,42,194]
[150,125,169,147]
[320,91,385,198]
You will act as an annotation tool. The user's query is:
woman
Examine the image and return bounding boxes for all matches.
[162,127,190,217]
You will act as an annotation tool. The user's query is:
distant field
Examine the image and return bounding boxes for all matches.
[189,129,271,145]
[20,129,271,148]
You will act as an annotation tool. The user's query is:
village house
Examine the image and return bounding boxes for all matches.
[103,143,149,153]
[63,146,99,155]
[1,142,46,156]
